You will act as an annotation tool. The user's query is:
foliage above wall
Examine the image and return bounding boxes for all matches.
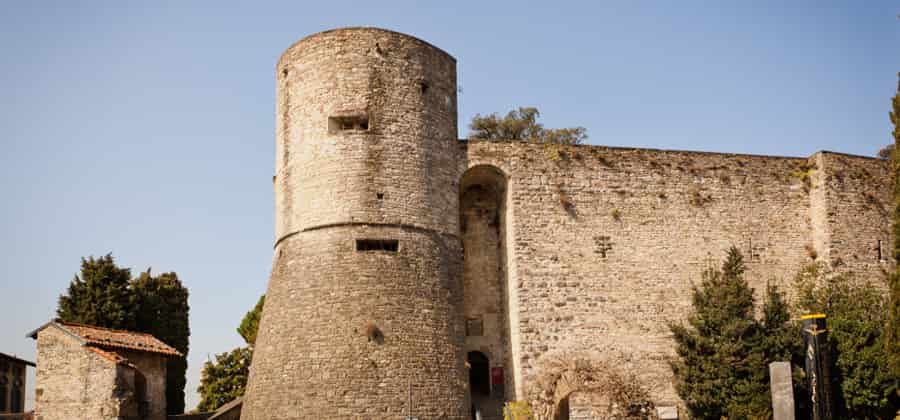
[468,107,588,145]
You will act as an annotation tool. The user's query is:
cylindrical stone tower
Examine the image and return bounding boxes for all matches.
[241,28,467,419]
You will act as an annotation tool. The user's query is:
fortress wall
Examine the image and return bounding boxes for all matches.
[246,227,466,418]
[815,152,893,279]
[246,28,468,419]
[462,141,892,405]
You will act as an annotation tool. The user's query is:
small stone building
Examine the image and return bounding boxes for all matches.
[0,352,34,415]
[28,321,181,420]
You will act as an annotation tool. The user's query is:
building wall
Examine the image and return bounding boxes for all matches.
[118,351,168,420]
[461,141,893,410]
[0,357,28,413]
[34,328,121,420]
[814,152,893,278]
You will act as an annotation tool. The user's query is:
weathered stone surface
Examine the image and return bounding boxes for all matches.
[32,325,170,420]
[242,27,467,419]
[769,361,795,420]
[244,27,894,419]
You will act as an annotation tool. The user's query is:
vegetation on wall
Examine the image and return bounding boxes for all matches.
[56,254,191,414]
[527,353,657,420]
[197,294,264,412]
[669,247,798,420]
[468,107,588,145]
[503,401,535,420]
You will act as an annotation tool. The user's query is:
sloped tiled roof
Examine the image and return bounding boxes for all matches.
[28,321,182,357]
[60,322,182,357]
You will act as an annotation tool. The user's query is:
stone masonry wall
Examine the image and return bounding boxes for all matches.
[244,27,467,419]
[245,226,466,418]
[118,350,168,420]
[461,141,892,409]
[247,27,893,419]
[34,327,120,420]
[814,152,893,279]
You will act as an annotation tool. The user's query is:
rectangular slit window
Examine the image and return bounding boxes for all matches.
[877,240,884,262]
[356,239,399,252]
[329,115,369,133]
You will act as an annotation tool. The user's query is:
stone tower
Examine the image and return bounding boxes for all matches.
[241,28,468,419]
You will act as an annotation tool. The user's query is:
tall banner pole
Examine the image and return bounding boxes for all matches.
[801,314,833,420]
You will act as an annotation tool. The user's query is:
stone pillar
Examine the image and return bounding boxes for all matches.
[769,361,795,420]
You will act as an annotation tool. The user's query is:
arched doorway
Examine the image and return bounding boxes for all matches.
[468,351,491,420]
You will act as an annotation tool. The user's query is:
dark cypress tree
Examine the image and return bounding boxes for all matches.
[760,282,807,419]
[132,270,190,415]
[57,257,191,415]
[57,254,135,329]
[670,246,770,419]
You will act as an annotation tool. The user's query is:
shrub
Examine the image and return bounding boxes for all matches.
[794,264,899,419]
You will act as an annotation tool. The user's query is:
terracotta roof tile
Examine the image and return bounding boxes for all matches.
[58,322,182,357]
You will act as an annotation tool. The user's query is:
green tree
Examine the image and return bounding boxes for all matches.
[57,254,135,330]
[132,270,190,415]
[237,295,264,347]
[57,256,191,415]
[670,247,776,419]
[468,107,588,145]
[196,347,252,413]
[887,73,900,383]
[197,295,263,412]
[794,264,898,419]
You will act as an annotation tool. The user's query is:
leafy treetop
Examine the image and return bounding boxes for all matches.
[238,295,264,347]
[56,255,191,414]
[468,107,587,145]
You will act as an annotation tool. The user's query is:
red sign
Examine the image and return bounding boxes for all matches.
[491,367,504,385]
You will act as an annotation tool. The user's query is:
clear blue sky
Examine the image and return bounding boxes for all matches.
[1,1,897,412]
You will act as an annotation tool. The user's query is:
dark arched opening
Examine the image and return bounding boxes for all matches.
[461,165,513,420]
[468,351,491,397]
[555,395,570,420]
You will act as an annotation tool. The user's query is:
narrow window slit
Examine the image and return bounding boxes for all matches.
[356,239,399,252]
[329,114,370,133]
